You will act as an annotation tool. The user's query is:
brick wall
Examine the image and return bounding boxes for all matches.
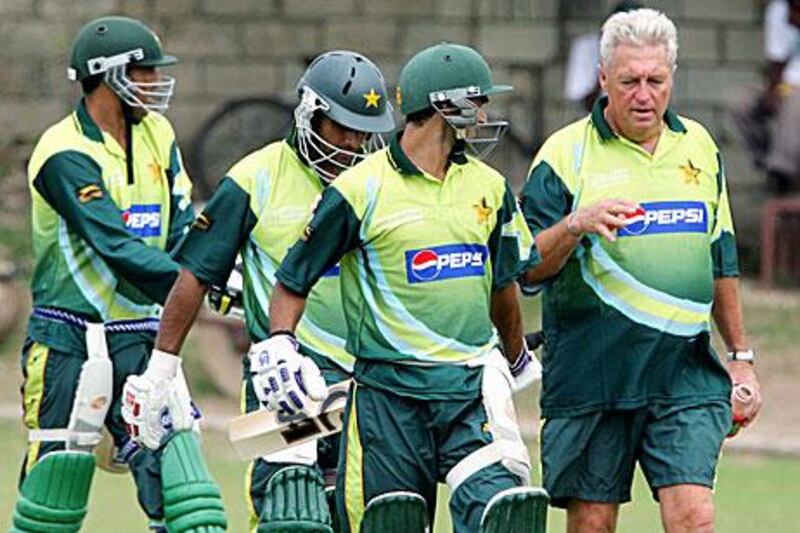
[0,0,769,250]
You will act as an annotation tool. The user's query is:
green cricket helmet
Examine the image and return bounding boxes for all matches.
[68,16,177,113]
[294,50,395,182]
[397,42,512,159]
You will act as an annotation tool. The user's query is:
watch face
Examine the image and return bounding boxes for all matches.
[729,350,755,362]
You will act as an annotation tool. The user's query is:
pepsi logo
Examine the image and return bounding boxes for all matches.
[410,249,441,281]
[405,244,488,284]
[618,201,707,237]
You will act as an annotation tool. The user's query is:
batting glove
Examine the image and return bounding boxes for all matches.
[248,333,327,416]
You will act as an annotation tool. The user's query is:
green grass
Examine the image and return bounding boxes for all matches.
[0,418,797,532]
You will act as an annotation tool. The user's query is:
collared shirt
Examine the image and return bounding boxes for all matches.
[276,133,538,399]
[173,138,354,372]
[27,100,193,352]
[521,96,736,417]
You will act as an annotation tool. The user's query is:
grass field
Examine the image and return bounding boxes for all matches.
[0,417,796,532]
[0,282,798,531]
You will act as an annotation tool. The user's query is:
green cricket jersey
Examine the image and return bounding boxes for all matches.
[521,97,736,417]
[276,134,538,399]
[27,100,193,353]
[173,137,354,371]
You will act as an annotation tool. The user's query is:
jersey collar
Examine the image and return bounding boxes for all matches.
[590,95,687,142]
[387,131,468,176]
[75,98,105,144]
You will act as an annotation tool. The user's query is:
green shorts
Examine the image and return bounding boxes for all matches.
[541,400,731,508]
[335,381,522,533]
[19,335,165,520]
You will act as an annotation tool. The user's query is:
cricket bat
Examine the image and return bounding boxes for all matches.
[227,381,350,460]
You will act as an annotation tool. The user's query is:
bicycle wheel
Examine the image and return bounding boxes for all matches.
[187,97,294,199]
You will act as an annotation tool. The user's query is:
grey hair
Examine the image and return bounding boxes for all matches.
[600,8,678,70]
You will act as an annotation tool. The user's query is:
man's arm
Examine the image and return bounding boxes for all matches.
[522,199,640,284]
[155,269,209,354]
[712,276,761,427]
[33,151,180,304]
[712,277,748,352]
[490,282,524,363]
[267,282,308,334]
[272,185,362,334]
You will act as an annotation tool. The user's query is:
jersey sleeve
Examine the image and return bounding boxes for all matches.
[172,177,258,287]
[488,184,540,290]
[33,150,180,304]
[710,153,739,278]
[165,139,195,252]
[520,159,574,236]
[276,186,361,296]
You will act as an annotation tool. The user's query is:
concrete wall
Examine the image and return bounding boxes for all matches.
[0,0,770,252]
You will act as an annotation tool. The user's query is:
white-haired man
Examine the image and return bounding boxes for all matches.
[521,8,761,532]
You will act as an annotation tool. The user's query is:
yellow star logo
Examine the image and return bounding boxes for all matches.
[363,89,381,109]
[148,162,163,183]
[473,197,493,224]
[680,159,701,185]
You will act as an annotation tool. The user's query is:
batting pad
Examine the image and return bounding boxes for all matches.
[360,491,428,533]
[11,451,95,532]
[259,465,333,533]
[161,431,227,532]
[480,486,549,533]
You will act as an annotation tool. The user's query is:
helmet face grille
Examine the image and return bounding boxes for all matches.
[294,87,385,182]
[105,64,175,114]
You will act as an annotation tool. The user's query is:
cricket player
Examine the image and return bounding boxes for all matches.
[520,9,762,532]
[262,43,546,533]
[122,51,395,532]
[12,16,226,533]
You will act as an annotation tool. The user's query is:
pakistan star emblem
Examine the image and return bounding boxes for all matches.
[363,89,381,108]
[473,197,492,223]
[148,162,163,183]
[680,159,701,185]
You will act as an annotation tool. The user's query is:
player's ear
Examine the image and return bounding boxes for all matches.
[598,64,608,93]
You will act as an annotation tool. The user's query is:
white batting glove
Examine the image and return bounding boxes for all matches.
[509,344,542,392]
[248,333,328,416]
[122,350,199,449]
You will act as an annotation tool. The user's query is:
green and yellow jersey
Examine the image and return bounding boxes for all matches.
[521,96,737,417]
[173,137,354,372]
[27,100,193,353]
[276,134,538,399]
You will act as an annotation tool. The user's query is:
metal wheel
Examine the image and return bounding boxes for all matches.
[187,96,294,199]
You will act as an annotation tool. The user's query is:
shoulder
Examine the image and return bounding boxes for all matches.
[528,116,591,190]
[462,156,508,198]
[28,115,94,180]
[677,115,718,149]
[225,140,286,191]
[141,112,177,140]
[534,116,591,171]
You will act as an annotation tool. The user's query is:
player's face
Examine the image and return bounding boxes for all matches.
[315,115,369,178]
[128,66,160,120]
[600,43,673,144]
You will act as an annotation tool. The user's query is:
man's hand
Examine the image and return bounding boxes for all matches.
[122,350,198,449]
[568,198,641,242]
[728,361,762,429]
[248,333,328,416]
[508,340,543,391]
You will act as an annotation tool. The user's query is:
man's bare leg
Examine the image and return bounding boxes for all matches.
[658,484,714,533]
[567,500,619,533]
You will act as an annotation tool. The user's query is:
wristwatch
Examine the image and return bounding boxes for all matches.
[726,349,755,363]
